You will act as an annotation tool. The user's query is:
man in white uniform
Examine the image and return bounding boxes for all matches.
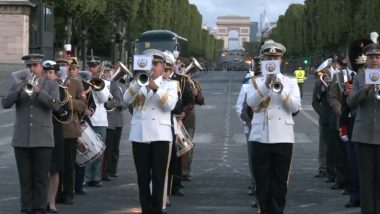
[246,40,301,214]
[124,49,178,214]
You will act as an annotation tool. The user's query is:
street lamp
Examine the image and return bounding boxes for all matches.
[81,29,87,70]
[111,34,116,65]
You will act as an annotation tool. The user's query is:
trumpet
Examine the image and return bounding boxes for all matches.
[137,72,150,86]
[24,75,39,96]
[271,79,283,93]
[374,85,380,100]
[83,77,106,94]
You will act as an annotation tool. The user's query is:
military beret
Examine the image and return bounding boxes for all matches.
[21,53,44,65]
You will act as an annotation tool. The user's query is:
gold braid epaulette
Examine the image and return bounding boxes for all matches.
[132,94,145,109]
[251,77,264,98]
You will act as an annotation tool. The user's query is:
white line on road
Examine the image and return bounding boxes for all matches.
[0,109,14,114]
[0,196,19,202]
[0,136,12,146]
[0,123,14,128]
[300,110,319,126]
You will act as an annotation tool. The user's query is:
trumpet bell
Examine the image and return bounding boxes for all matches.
[272,81,283,93]
[89,77,105,91]
[111,62,133,81]
[137,72,150,86]
[374,85,380,100]
[184,57,203,74]
[316,58,332,73]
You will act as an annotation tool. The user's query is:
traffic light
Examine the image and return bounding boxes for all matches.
[303,59,309,65]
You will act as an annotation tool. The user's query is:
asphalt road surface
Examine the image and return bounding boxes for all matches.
[0,71,360,214]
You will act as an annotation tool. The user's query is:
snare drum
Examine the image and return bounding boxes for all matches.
[76,122,106,167]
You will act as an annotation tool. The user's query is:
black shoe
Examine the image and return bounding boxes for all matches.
[94,181,102,187]
[248,189,255,196]
[86,181,95,187]
[102,176,112,181]
[62,198,73,205]
[251,201,258,208]
[331,183,344,190]
[182,175,191,181]
[75,189,86,195]
[172,189,184,196]
[345,200,360,208]
[47,205,59,213]
[314,171,326,178]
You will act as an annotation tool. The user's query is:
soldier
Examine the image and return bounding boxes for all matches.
[235,68,255,194]
[181,61,205,181]
[54,51,87,203]
[246,40,301,214]
[312,57,335,181]
[327,55,350,193]
[2,54,60,214]
[43,60,69,213]
[347,32,380,214]
[123,49,178,214]
[84,57,110,187]
[103,64,127,180]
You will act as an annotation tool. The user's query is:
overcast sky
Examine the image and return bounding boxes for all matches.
[188,0,305,27]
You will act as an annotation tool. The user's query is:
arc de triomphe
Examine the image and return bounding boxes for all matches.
[216,16,250,50]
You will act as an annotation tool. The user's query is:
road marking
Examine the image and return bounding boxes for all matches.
[232,133,246,144]
[199,105,217,110]
[0,136,12,146]
[0,123,14,128]
[327,209,360,214]
[302,104,314,111]
[300,110,319,126]
[0,109,14,114]
[295,133,313,143]
[0,196,18,202]
[193,133,213,144]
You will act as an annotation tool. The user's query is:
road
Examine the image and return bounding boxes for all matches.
[0,71,360,214]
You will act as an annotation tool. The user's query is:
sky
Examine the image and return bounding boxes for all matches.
[188,0,305,27]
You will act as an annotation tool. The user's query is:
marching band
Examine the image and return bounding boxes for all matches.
[4,31,380,214]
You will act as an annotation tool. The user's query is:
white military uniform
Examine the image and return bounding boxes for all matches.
[123,76,178,143]
[90,86,110,127]
[236,72,254,134]
[246,73,301,143]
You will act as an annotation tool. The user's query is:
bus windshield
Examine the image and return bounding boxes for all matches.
[135,40,177,54]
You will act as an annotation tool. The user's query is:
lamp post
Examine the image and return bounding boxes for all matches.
[81,29,87,71]
[111,34,116,65]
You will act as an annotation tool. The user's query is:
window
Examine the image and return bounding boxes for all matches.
[44,6,53,33]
